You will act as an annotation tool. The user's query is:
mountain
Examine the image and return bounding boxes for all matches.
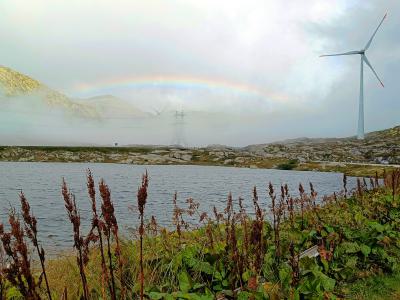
[0,66,146,119]
[0,65,100,118]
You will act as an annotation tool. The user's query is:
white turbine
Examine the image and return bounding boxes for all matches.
[321,13,386,140]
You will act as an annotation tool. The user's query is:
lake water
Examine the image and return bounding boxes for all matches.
[0,162,357,253]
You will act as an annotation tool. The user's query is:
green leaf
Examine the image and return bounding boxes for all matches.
[148,292,166,300]
[345,256,358,269]
[354,212,364,223]
[343,227,354,239]
[237,291,252,300]
[324,225,335,233]
[182,247,198,267]
[222,289,234,297]
[279,266,291,286]
[320,273,336,291]
[192,282,205,290]
[195,261,213,275]
[360,244,371,257]
[213,271,223,281]
[199,294,214,300]
[368,221,385,233]
[242,270,250,282]
[321,258,329,272]
[213,284,223,291]
[5,286,24,300]
[174,291,193,299]
[293,288,301,300]
[173,253,183,272]
[308,229,317,238]
[179,270,192,293]
[342,242,360,254]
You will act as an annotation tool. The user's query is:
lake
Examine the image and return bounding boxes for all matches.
[0,162,357,253]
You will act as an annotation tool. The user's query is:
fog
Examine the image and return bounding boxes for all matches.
[0,90,325,147]
[0,0,399,146]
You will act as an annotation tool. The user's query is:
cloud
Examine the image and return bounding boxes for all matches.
[0,0,398,145]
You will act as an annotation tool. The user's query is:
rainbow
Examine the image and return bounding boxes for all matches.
[73,75,289,102]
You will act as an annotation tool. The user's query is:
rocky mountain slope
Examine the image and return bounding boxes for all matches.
[245,126,400,164]
[0,66,145,119]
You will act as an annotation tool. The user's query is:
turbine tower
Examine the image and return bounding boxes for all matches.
[320,13,386,139]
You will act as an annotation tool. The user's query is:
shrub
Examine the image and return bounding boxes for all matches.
[277,159,299,170]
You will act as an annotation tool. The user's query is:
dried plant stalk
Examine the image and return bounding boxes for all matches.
[99,179,118,300]
[20,192,52,300]
[62,179,89,300]
[86,170,110,299]
[137,171,149,300]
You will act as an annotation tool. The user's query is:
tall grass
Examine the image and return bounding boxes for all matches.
[0,169,399,299]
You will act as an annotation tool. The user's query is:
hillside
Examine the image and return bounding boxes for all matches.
[0,66,145,119]
[245,125,400,165]
[0,66,100,118]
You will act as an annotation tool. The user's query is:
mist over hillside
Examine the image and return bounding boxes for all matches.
[0,66,289,146]
[0,66,398,147]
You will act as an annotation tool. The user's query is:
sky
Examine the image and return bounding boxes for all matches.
[0,0,399,146]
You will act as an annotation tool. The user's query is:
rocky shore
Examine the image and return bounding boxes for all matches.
[0,142,397,178]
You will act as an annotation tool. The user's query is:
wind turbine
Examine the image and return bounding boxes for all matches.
[320,13,386,140]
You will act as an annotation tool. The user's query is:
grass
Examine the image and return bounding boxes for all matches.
[340,272,400,299]
[296,161,396,178]
[1,169,400,299]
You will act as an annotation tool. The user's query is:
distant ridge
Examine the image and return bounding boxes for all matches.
[246,125,400,148]
[0,65,145,119]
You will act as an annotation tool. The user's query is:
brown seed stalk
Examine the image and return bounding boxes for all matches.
[20,192,52,300]
[62,179,89,300]
[137,171,149,300]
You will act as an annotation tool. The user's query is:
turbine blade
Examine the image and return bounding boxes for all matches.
[363,55,384,87]
[364,13,387,50]
[320,50,360,57]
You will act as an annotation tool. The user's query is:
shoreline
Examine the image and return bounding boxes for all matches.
[4,172,399,299]
[0,145,397,178]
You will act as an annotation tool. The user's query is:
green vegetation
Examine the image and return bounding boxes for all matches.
[1,169,399,299]
[340,272,400,299]
[277,159,299,170]
[296,161,397,178]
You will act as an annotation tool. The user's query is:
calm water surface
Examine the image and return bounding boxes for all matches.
[0,162,357,253]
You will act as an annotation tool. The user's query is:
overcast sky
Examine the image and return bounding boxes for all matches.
[0,0,399,145]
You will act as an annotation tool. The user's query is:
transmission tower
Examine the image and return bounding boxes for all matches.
[171,109,186,146]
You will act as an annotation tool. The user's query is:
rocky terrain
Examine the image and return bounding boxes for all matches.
[0,65,145,119]
[246,125,400,165]
[0,125,399,177]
